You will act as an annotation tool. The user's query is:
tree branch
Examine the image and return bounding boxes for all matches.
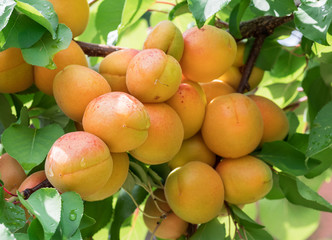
[21,179,54,200]
[75,41,126,57]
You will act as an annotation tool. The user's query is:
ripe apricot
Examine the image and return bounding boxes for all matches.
[168,133,216,170]
[247,66,264,90]
[143,189,188,239]
[249,95,289,144]
[18,171,47,192]
[130,103,184,165]
[0,153,26,198]
[215,155,273,204]
[217,66,242,90]
[126,49,182,103]
[34,40,88,95]
[48,0,89,37]
[82,92,150,152]
[200,80,235,103]
[165,161,224,224]
[143,20,184,61]
[233,42,245,67]
[166,80,206,139]
[202,93,263,158]
[84,153,129,201]
[53,65,111,122]
[99,49,139,93]
[180,25,237,83]
[0,48,33,93]
[45,131,113,199]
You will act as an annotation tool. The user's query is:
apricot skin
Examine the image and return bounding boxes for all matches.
[143,189,188,239]
[0,48,33,93]
[216,155,273,204]
[18,171,47,192]
[143,20,184,62]
[84,153,129,201]
[233,42,245,67]
[83,92,150,153]
[249,95,289,144]
[34,40,88,95]
[180,25,237,83]
[48,0,89,37]
[166,80,206,139]
[200,80,235,103]
[130,103,184,165]
[99,49,139,93]
[126,49,182,103]
[202,93,263,158]
[165,161,224,224]
[0,153,27,198]
[53,65,111,122]
[168,133,216,170]
[45,131,113,199]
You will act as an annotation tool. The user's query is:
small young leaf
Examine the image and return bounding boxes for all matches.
[169,2,190,20]
[0,0,16,32]
[129,161,148,184]
[229,0,250,39]
[230,205,265,229]
[190,218,226,240]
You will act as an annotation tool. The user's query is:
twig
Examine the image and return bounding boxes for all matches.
[283,96,308,111]
[186,224,198,239]
[75,41,126,57]
[89,0,99,7]
[156,1,175,6]
[21,179,54,200]
[215,18,229,29]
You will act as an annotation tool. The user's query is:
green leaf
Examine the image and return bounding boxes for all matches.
[21,23,72,69]
[0,0,16,32]
[110,186,148,240]
[18,188,62,240]
[2,123,64,171]
[79,214,96,231]
[0,224,16,240]
[169,2,190,20]
[122,172,136,193]
[250,0,296,17]
[129,161,148,184]
[0,94,16,130]
[27,219,44,240]
[295,0,332,45]
[279,173,332,212]
[287,133,309,153]
[244,227,274,240]
[265,172,284,199]
[254,38,282,71]
[15,0,58,38]
[117,0,155,34]
[230,205,264,229]
[286,111,299,138]
[305,148,332,178]
[81,197,113,238]
[0,188,26,232]
[188,0,231,28]
[13,233,29,240]
[38,105,69,128]
[190,218,226,240]
[60,192,83,239]
[229,0,250,39]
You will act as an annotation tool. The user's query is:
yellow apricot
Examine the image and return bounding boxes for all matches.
[48,0,89,37]
[130,103,184,165]
[168,133,216,170]
[247,66,264,90]
[34,40,88,95]
[82,92,150,152]
[0,48,33,93]
[249,95,289,144]
[215,155,273,204]
[0,153,26,198]
[45,131,113,199]
[84,153,129,201]
[165,161,224,224]
[143,20,184,61]
[200,80,235,103]
[99,49,139,93]
[202,93,263,158]
[218,66,242,90]
[53,65,111,122]
[18,171,46,192]
[233,42,245,67]
[180,25,237,83]
[166,80,206,139]
[126,49,182,103]
[143,189,188,239]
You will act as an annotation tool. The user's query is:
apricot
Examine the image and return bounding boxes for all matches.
[180,25,237,83]
[166,80,206,139]
[201,93,263,158]
[247,66,264,90]
[130,103,184,165]
[99,49,139,93]
[34,40,88,95]
[143,189,188,239]
[217,66,242,90]
[143,20,184,62]
[249,95,289,144]
[168,133,216,170]
[0,153,26,198]
[53,65,111,122]
[47,0,89,37]
[200,80,235,103]
[84,153,129,201]
[45,131,113,199]
[164,161,224,224]
[82,92,150,152]
[0,48,33,93]
[215,155,273,204]
[18,171,47,192]
[233,42,245,67]
[126,49,182,103]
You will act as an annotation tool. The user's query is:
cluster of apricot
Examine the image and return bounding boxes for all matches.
[0,2,291,237]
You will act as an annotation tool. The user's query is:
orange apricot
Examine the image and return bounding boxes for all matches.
[200,80,236,103]
[217,66,242,90]
[233,42,245,67]
[18,171,47,192]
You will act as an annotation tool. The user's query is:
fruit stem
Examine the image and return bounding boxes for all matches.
[21,179,54,200]
[0,183,18,197]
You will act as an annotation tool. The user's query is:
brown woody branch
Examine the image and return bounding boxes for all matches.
[21,179,54,200]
